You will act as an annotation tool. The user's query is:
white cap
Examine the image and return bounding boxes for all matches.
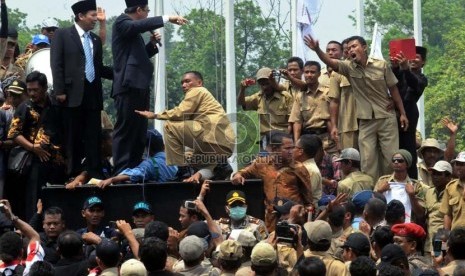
[452,152,465,164]
[429,160,452,174]
[335,148,360,162]
[41,18,59,28]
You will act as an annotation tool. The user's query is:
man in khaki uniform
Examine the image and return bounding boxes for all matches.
[424,161,453,254]
[417,138,444,187]
[280,56,306,98]
[289,61,336,153]
[238,67,293,136]
[292,134,323,206]
[304,35,409,180]
[302,220,349,276]
[439,152,465,230]
[136,71,235,180]
[335,148,373,198]
[374,150,428,224]
[319,41,343,90]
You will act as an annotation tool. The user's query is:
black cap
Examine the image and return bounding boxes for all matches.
[6,79,26,95]
[132,201,153,214]
[416,46,427,60]
[342,232,371,256]
[226,190,246,205]
[125,0,148,8]
[71,0,97,15]
[380,244,407,264]
[386,200,405,222]
[186,221,211,242]
[273,199,296,216]
[83,196,103,210]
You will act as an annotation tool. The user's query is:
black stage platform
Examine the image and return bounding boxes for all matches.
[42,180,264,230]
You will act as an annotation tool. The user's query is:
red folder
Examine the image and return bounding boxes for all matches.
[389,38,416,60]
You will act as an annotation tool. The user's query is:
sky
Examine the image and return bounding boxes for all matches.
[11,0,358,54]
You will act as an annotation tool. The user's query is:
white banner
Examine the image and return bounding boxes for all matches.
[295,0,320,61]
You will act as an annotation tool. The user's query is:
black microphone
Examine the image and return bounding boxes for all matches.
[149,30,162,47]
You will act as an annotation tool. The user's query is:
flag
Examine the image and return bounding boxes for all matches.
[295,0,320,61]
[369,22,384,60]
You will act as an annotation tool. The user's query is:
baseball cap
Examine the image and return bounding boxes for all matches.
[351,190,373,210]
[380,244,407,264]
[41,18,59,29]
[335,148,360,162]
[342,232,371,255]
[31,34,50,46]
[256,67,272,81]
[6,80,26,95]
[318,194,336,208]
[304,220,332,244]
[218,240,243,261]
[237,230,258,247]
[391,223,426,239]
[226,190,246,205]
[452,152,465,163]
[133,201,153,215]
[273,199,296,215]
[83,196,103,209]
[179,235,205,261]
[251,242,277,266]
[120,259,147,276]
[429,160,452,174]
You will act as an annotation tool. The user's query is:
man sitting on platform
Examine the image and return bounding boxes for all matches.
[136,71,235,183]
[97,129,178,188]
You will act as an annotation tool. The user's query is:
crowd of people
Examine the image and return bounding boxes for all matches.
[0,0,463,275]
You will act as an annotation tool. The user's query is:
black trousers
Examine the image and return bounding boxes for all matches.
[112,88,150,175]
[62,81,102,178]
[399,112,419,179]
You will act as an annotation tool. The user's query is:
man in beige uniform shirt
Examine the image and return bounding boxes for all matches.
[238,67,293,137]
[289,61,336,154]
[335,148,373,198]
[319,41,344,90]
[136,71,235,181]
[304,35,408,180]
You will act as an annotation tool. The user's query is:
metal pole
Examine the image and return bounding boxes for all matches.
[356,0,365,37]
[291,0,298,56]
[224,0,238,171]
[413,0,424,138]
[153,0,166,132]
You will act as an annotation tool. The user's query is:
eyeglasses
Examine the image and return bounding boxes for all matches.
[392,158,405,163]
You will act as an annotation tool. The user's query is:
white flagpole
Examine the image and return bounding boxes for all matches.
[224,0,237,172]
[291,0,298,56]
[356,0,365,37]
[413,0,424,138]
[153,0,166,133]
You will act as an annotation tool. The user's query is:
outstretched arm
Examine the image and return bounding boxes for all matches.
[303,35,339,70]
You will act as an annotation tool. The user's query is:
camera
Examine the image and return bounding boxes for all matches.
[271,69,282,84]
[275,221,298,244]
[245,79,256,86]
[184,200,197,210]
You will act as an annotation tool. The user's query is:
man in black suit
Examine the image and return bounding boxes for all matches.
[51,0,112,179]
[111,0,187,174]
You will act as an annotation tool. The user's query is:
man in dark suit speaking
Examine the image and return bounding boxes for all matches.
[51,0,113,179]
[111,0,187,174]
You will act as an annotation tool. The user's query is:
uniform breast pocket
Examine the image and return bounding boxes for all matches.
[449,197,460,206]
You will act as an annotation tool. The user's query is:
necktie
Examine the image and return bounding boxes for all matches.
[83,32,95,82]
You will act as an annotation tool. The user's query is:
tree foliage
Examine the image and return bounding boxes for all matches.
[363,0,465,151]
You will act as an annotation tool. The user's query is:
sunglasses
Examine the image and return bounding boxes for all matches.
[392,158,405,163]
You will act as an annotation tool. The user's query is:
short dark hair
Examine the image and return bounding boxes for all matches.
[385,200,405,225]
[378,263,404,276]
[0,232,22,263]
[341,201,356,223]
[96,239,120,268]
[44,206,65,221]
[287,56,304,69]
[328,205,345,228]
[346,36,367,46]
[349,256,376,276]
[304,60,321,72]
[364,198,386,222]
[29,261,54,276]
[342,37,350,46]
[184,71,204,82]
[251,262,277,275]
[268,131,292,151]
[297,256,326,276]
[372,226,394,249]
[308,239,331,252]
[57,231,83,258]
[298,134,322,158]
[26,71,48,89]
[139,237,167,272]
[327,40,343,51]
[144,221,169,241]
[180,200,205,221]
[448,227,465,260]
[218,259,242,272]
